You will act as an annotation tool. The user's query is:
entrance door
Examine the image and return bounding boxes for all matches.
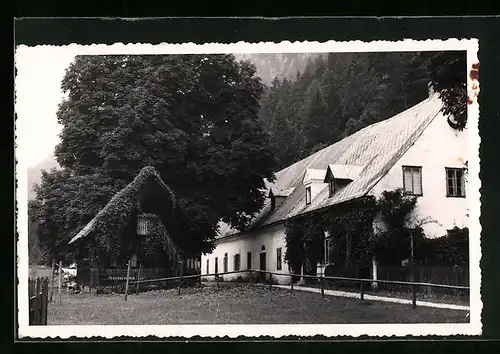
[260,252,266,271]
[259,252,266,282]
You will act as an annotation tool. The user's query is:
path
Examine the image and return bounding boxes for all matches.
[267,284,470,311]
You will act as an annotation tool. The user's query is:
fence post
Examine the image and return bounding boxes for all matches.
[178,261,183,296]
[216,274,219,288]
[246,270,252,288]
[124,260,131,301]
[42,278,49,326]
[412,284,417,309]
[35,278,41,324]
[136,263,142,295]
[49,259,55,302]
[290,275,294,292]
[360,279,364,300]
[269,272,272,290]
[29,280,34,325]
[57,261,62,306]
[320,276,324,298]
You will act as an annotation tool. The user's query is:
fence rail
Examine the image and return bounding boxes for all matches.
[29,277,49,325]
[126,269,469,309]
[377,265,469,288]
[76,266,201,293]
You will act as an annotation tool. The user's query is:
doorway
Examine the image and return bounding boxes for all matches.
[259,252,266,271]
[259,252,266,282]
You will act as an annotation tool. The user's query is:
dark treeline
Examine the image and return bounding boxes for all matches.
[258,52,436,170]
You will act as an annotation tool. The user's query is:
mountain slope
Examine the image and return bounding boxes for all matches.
[235,53,321,85]
[27,154,59,200]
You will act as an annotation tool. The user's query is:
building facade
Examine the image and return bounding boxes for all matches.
[201,92,469,284]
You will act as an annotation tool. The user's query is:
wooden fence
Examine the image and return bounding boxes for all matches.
[376,265,469,293]
[29,277,49,325]
[77,267,201,293]
[128,269,470,310]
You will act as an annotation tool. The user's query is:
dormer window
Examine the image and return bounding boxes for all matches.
[268,187,295,209]
[305,186,312,205]
[324,164,364,197]
[328,180,335,197]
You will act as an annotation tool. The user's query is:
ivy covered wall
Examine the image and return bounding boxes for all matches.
[284,189,469,277]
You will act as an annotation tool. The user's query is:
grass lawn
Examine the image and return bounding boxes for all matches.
[47,283,469,325]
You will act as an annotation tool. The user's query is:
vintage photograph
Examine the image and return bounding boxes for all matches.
[15,40,481,338]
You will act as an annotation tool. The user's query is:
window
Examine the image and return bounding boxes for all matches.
[276,247,282,271]
[328,180,335,197]
[234,254,241,271]
[206,259,209,274]
[223,253,228,272]
[324,238,331,264]
[403,166,423,196]
[247,252,252,269]
[306,186,312,204]
[214,257,218,274]
[446,168,466,197]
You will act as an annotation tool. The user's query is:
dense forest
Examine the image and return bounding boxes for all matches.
[257,51,440,169]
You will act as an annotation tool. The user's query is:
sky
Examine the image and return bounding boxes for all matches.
[15,46,76,167]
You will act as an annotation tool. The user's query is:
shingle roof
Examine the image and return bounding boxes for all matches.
[269,187,295,197]
[217,95,443,239]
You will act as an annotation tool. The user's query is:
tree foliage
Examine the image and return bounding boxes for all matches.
[259,51,468,170]
[428,51,468,130]
[259,52,434,169]
[285,197,378,276]
[33,54,276,264]
[371,189,421,265]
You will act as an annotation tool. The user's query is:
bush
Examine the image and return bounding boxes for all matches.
[418,227,469,265]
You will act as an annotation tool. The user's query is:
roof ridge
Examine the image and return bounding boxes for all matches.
[361,106,441,197]
[274,96,434,178]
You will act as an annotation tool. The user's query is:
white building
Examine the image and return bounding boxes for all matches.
[201,91,468,284]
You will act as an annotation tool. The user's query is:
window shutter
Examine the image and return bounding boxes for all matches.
[460,170,466,196]
[403,168,413,192]
[306,186,312,204]
[413,168,422,195]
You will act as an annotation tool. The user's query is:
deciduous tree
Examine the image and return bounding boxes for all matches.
[34,54,276,263]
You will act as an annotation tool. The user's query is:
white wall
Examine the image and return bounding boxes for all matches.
[201,223,291,284]
[370,111,469,238]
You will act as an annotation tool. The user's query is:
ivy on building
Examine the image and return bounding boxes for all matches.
[285,196,378,276]
[284,189,469,274]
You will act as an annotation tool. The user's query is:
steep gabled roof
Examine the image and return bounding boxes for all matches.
[216,94,443,239]
[68,166,178,252]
